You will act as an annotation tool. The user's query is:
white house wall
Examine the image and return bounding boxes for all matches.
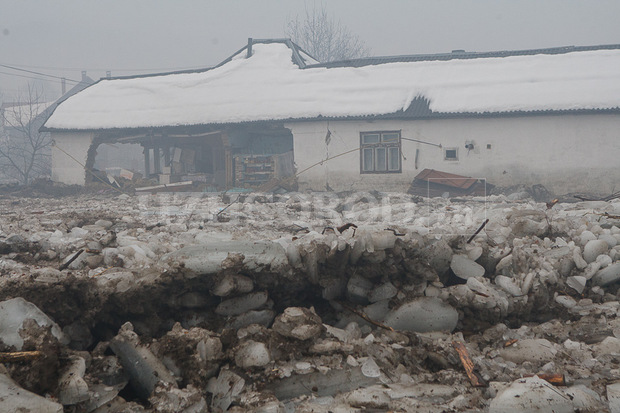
[287,114,620,194]
[51,132,94,185]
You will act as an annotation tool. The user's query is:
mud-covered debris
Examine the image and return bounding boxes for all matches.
[272,307,324,340]
[149,382,208,413]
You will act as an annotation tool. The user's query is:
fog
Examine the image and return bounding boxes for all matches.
[1,0,620,97]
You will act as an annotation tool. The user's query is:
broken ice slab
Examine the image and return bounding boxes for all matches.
[383,297,458,333]
[227,309,275,330]
[488,376,574,413]
[592,262,620,286]
[207,369,245,412]
[57,356,89,405]
[607,382,620,413]
[265,366,380,400]
[0,372,63,413]
[109,327,176,400]
[498,339,557,364]
[211,274,254,297]
[162,240,289,275]
[0,297,66,350]
[450,254,485,280]
[215,291,268,316]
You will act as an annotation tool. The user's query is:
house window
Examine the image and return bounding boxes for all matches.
[360,131,401,173]
[444,148,458,161]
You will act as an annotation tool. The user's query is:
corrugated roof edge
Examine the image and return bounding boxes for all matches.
[306,43,620,68]
[40,106,620,133]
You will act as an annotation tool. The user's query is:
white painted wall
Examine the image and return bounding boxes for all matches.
[51,132,94,185]
[287,114,620,194]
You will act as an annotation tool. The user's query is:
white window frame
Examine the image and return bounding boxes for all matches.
[360,131,402,174]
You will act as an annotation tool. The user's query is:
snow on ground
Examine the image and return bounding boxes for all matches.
[1,190,620,411]
[44,43,620,130]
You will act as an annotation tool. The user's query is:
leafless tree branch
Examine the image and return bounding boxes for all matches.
[286,2,371,63]
[0,83,52,185]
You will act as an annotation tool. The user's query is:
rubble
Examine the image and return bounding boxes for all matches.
[1,190,620,411]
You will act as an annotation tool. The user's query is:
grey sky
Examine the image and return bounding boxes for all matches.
[1,0,619,99]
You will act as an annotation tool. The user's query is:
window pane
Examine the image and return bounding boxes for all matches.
[362,133,380,144]
[388,147,400,170]
[362,148,374,171]
[445,148,458,160]
[382,133,399,142]
[375,147,387,171]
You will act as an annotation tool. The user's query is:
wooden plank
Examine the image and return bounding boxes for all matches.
[452,341,488,387]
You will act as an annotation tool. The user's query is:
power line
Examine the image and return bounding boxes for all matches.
[0,61,210,73]
[0,70,71,85]
[0,63,80,83]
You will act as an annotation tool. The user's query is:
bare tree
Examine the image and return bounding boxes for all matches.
[286,3,370,63]
[0,84,52,185]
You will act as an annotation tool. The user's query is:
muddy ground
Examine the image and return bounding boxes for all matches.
[1,188,620,412]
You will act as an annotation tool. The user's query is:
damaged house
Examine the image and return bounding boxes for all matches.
[41,39,620,193]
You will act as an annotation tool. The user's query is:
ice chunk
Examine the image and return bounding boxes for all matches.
[109,323,176,400]
[566,276,587,294]
[369,282,398,303]
[607,382,620,413]
[0,297,66,350]
[600,234,618,248]
[347,274,373,303]
[215,292,268,316]
[495,275,523,297]
[207,369,245,412]
[235,340,271,368]
[58,356,89,405]
[489,376,573,413]
[361,357,381,378]
[371,231,397,250]
[451,254,485,280]
[498,339,557,364]
[163,240,289,274]
[592,263,620,286]
[0,373,63,413]
[583,240,609,263]
[211,274,254,297]
[580,230,597,245]
[383,297,458,333]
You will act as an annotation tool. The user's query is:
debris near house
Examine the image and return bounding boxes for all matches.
[1,190,620,411]
[408,168,493,197]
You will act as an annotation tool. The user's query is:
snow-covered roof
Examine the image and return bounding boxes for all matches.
[42,40,620,131]
[2,101,55,128]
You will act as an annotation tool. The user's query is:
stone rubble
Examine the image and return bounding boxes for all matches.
[0,190,619,411]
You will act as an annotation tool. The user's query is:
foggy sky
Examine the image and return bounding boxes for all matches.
[1,0,619,99]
